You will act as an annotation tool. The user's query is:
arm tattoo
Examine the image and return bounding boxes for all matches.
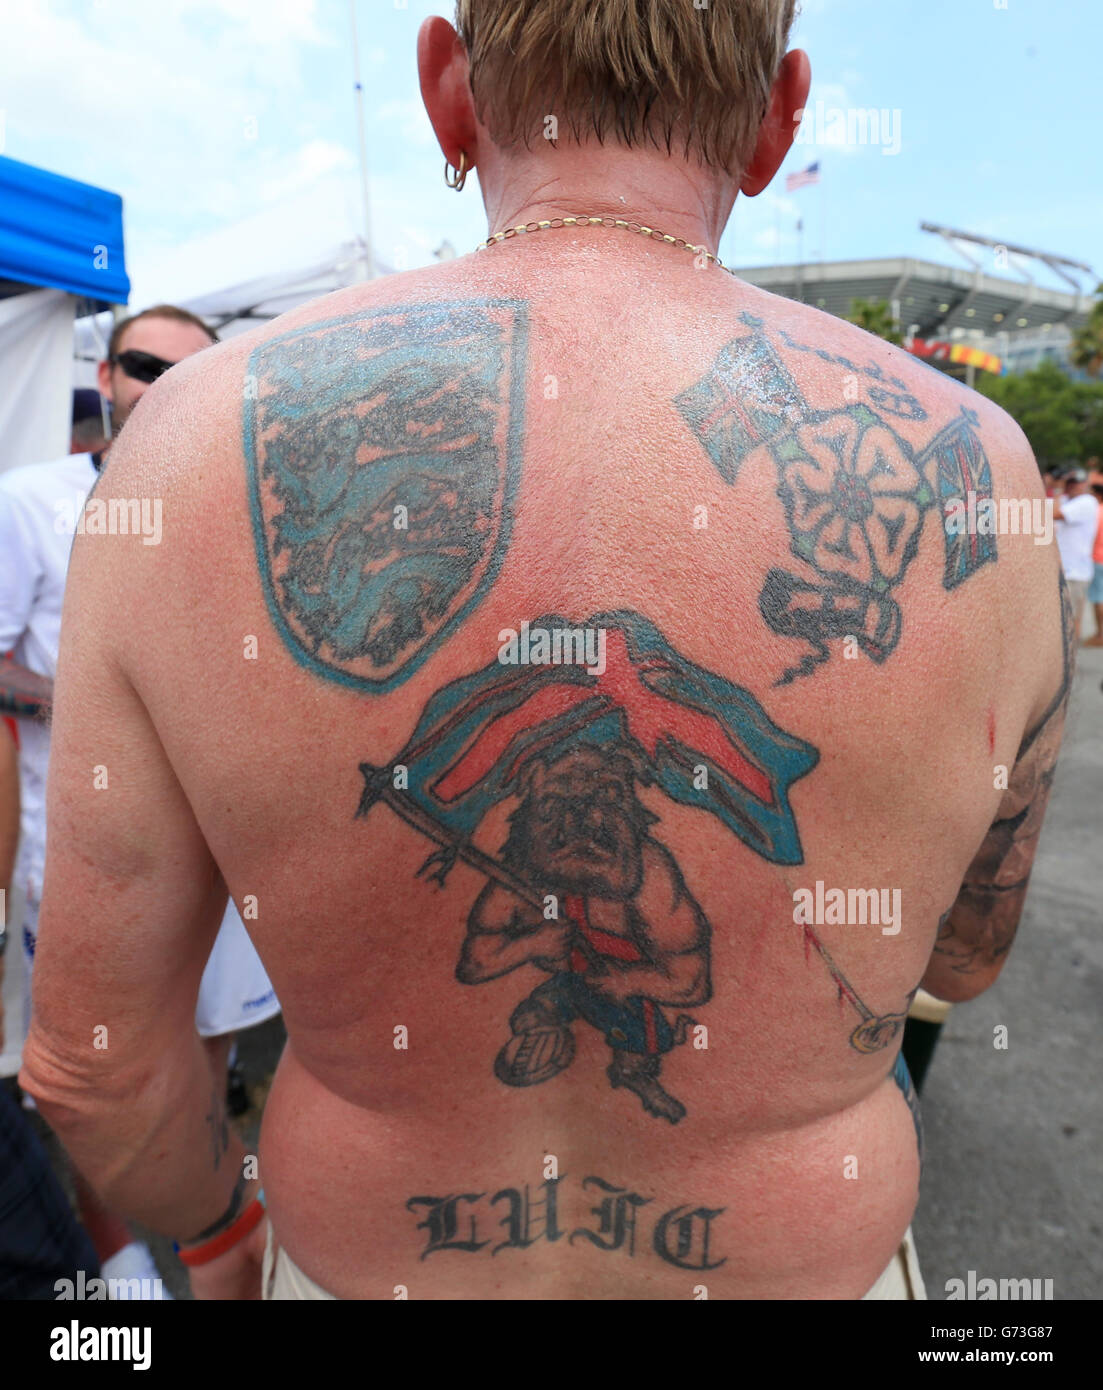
[244,301,528,692]
[676,312,996,684]
[935,574,1074,974]
[0,655,53,719]
[205,1079,230,1171]
[180,1170,250,1245]
[892,1052,924,1168]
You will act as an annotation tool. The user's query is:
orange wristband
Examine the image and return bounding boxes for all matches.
[177,1197,266,1267]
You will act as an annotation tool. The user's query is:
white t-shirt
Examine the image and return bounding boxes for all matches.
[0,454,280,1036]
[1055,492,1100,583]
[0,453,96,896]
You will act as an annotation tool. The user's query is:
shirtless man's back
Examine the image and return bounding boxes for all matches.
[22,1,1069,1300]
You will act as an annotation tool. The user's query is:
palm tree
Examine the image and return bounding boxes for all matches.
[846,297,903,346]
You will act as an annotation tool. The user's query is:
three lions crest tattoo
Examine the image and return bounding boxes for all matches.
[245,301,527,692]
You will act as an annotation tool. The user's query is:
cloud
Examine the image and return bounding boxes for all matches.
[173,0,330,46]
[375,99,437,149]
[791,81,907,160]
[0,0,336,241]
[258,140,356,202]
[763,192,800,218]
[123,153,491,309]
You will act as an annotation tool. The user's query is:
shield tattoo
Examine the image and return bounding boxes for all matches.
[245,299,528,691]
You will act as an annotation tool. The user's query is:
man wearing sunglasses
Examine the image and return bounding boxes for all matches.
[99,305,216,438]
[0,304,279,1296]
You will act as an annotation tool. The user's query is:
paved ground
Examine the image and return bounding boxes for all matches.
[912,644,1102,1301]
[4,647,1100,1301]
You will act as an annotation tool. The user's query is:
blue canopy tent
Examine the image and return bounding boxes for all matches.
[0,155,129,473]
[0,154,129,306]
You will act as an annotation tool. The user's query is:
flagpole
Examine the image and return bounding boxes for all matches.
[356,762,607,972]
[819,164,825,265]
[796,217,804,302]
[348,0,374,282]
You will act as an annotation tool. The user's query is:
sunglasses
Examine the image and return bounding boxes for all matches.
[110,349,177,384]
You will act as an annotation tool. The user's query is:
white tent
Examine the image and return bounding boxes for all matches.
[72,173,405,385]
[0,289,78,472]
[0,155,129,473]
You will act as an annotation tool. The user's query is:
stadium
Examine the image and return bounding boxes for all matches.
[738,224,1097,386]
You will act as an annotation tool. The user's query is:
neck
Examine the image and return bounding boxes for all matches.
[479,143,738,254]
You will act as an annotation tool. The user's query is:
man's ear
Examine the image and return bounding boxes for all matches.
[96,359,114,405]
[740,49,811,198]
[417,15,479,172]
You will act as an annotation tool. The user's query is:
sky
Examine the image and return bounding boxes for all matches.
[0,0,1098,308]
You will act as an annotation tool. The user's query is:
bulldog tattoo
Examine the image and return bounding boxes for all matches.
[457,744,710,1125]
[355,609,911,1124]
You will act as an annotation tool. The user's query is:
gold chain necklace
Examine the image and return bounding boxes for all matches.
[476,215,737,276]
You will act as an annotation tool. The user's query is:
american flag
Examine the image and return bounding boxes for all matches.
[785,161,821,191]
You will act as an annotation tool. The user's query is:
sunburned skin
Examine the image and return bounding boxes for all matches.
[24,235,1070,1299]
[224,258,1066,1293]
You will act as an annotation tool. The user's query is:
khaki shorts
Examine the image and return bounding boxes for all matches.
[262,1221,927,1300]
[862,1226,927,1300]
[262,1224,336,1301]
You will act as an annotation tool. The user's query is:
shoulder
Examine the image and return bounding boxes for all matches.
[733,289,1043,488]
[734,287,1063,689]
[241,263,470,352]
[99,267,459,496]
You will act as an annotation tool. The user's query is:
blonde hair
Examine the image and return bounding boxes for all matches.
[455,0,797,173]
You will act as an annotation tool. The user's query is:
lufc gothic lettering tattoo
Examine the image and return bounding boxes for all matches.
[676,312,997,684]
[407,1174,725,1269]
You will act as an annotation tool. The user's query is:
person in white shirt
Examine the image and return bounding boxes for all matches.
[1053,467,1101,639]
[0,306,279,1295]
